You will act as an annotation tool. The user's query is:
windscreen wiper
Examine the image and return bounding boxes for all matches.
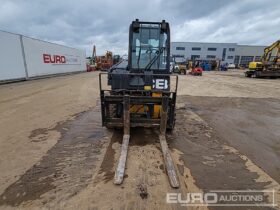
[137,46,142,69]
[144,47,165,71]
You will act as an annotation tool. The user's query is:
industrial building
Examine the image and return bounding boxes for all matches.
[0,30,86,82]
[171,42,266,67]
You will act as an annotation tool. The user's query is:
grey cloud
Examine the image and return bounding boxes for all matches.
[0,0,279,56]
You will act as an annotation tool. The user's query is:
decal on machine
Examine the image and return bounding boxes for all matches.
[153,79,168,90]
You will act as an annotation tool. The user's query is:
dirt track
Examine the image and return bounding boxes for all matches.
[0,70,279,209]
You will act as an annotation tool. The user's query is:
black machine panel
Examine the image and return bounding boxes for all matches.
[108,19,171,91]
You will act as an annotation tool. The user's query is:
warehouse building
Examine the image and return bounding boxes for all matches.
[171,42,266,67]
[0,30,86,82]
[235,45,266,67]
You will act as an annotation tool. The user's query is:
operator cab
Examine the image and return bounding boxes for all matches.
[128,19,170,73]
[108,19,171,90]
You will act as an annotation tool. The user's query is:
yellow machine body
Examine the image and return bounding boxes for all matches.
[129,92,162,119]
[249,62,263,70]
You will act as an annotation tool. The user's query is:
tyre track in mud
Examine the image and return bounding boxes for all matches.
[170,98,279,210]
[1,96,279,210]
[0,105,112,208]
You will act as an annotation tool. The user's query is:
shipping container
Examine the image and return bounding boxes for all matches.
[0,30,86,82]
[0,31,27,81]
[22,36,86,78]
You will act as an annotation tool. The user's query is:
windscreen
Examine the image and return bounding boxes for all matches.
[131,25,167,70]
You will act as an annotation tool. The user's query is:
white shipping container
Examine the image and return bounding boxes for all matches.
[22,36,86,78]
[0,31,27,81]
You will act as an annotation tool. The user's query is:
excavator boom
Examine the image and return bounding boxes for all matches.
[246,39,280,78]
[262,40,280,62]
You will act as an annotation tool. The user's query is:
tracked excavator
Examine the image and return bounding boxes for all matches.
[99,19,179,188]
[246,39,280,78]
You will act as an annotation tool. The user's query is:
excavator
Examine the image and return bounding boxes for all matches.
[246,39,280,78]
[89,45,114,71]
[99,19,179,188]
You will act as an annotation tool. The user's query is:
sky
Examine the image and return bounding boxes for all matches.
[1,0,280,56]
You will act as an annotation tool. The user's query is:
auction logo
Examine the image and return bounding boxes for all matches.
[43,54,66,64]
[166,190,277,207]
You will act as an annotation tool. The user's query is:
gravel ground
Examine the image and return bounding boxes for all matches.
[0,70,279,210]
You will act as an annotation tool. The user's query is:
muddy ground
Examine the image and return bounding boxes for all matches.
[0,70,279,210]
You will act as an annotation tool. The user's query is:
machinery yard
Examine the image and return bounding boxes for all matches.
[0,70,279,209]
[1,0,280,208]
